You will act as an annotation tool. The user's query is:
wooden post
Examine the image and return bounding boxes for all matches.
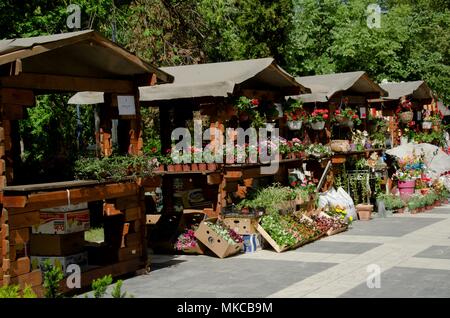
[100,94,113,157]
[1,208,10,286]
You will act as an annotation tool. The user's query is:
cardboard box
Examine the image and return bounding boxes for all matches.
[30,232,85,256]
[242,234,262,253]
[194,218,243,259]
[256,223,289,253]
[32,210,90,234]
[30,252,88,275]
[222,217,257,235]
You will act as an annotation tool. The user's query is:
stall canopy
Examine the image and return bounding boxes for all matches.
[0,30,173,93]
[380,81,434,101]
[290,71,387,103]
[68,57,309,104]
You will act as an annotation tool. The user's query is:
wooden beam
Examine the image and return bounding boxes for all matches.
[0,73,135,94]
[0,88,34,105]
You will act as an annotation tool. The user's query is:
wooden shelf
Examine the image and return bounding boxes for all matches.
[156,170,216,176]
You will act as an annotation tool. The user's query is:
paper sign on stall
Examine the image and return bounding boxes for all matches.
[117,95,136,115]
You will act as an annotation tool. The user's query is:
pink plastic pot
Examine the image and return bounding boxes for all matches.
[398,180,415,199]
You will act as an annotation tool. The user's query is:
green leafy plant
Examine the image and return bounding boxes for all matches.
[92,275,113,298]
[74,155,157,181]
[283,98,307,121]
[0,285,36,298]
[111,280,128,298]
[41,260,64,298]
[333,108,361,125]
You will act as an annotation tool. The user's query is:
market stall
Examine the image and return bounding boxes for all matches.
[0,30,172,295]
[290,71,388,219]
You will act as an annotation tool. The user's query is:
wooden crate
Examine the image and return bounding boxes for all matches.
[256,224,289,253]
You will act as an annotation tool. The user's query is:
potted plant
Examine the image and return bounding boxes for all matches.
[307,109,329,130]
[284,99,307,130]
[333,108,361,127]
[235,96,259,122]
[305,143,332,158]
[396,97,414,124]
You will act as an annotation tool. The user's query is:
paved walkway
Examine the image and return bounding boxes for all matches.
[120,205,450,298]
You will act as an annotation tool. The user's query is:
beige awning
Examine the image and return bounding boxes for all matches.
[0,30,173,84]
[289,71,387,103]
[68,58,309,104]
[380,81,434,100]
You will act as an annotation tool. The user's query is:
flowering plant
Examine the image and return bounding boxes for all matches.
[393,153,426,181]
[206,221,243,244]
[305,143,332,158]
[333,108,361,125]
[396,97,413,113]
[307,109,329,123]
[175,227,199,250]
[235,96,259,113]
[283,99,307,121]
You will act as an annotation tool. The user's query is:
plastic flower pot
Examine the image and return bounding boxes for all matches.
[398,180,415,199]
[167,164,175,172]
[174,164,183,172]
[310,121,325,130]
[198,163,207,171]
[399,111,414,123]
[191,163,198,171]
[287,120,302,130]
[422,121,432,129]
[182,164,191,172]
[207,163,217,171]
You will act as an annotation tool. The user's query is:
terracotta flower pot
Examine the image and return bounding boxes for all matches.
[445,199,449,204]
[174,164,183,172]
[182,164,191,172]
[154,164,165,172]
[198,163,207,171]
[191,163,199,171]
[207,163,217,171]
[425,205,432,211]
[397,208,404,214]
[357,210,372,221]
[167,164,175,172]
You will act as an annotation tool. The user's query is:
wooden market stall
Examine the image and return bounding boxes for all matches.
[290,71,389,210]
[70,58,311,253]
[0,30,173,295]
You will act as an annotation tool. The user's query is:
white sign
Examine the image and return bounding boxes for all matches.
[117,95,136,115]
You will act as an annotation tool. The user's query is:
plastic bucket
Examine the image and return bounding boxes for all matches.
[398,180,415,199]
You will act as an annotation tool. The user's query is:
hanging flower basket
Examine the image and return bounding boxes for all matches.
[335,114,353,127]
[310,121,325,130]
[399,111,414,123]
[287,120,302,130]
[422,121,432,130]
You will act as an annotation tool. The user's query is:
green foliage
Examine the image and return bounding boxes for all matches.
[92,275,113,298]
[0,285,36,298]
[377,193,405,210]
[74,155,157,181]
[111,280,127,298]
[41,260,64,298]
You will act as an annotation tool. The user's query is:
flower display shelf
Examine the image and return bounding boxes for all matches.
[326,226,348,236]
[291,232,325,249]
[255,223,290,253]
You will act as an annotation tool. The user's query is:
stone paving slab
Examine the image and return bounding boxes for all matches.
[414,245,450,260]
[295,241,382,254]
[120,257,336,298]
[345,217,443,237]
[339,267,450,298]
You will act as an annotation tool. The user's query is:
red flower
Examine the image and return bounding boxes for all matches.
[251,99,259,106]
[323,114,329,119]
[352,115,358,119]
[151,147,157,153]
[361,113,366,118]
[335,110,341,115]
